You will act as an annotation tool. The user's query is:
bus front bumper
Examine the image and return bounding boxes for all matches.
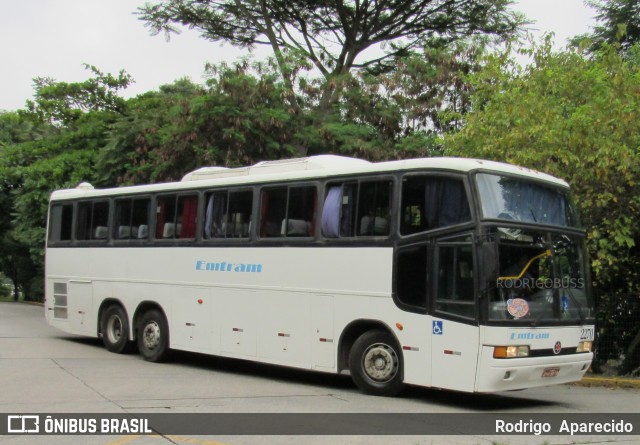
[475,347,593,392]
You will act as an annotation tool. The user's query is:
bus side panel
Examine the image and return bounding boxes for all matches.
[219,288,258,358]
[311,295,334,369]
[67,280,94,336]
[430,320,480,392]
[395,312,431,387]
[257,290,311,368]
[170,286,213,353]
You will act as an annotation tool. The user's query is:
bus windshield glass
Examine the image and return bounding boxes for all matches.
[488,228,594,324]
[476,173,580,228]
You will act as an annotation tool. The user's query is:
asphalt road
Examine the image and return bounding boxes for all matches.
[0,302,638,445]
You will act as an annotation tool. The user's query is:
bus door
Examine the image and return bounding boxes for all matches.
[430,235,479,392]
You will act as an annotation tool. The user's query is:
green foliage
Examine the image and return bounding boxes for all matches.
[25,65,132,126]
[0,67,131,300]
[575,0,640,54]
[99,67,301,184]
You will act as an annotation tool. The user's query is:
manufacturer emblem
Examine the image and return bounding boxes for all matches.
[553,341,562,355]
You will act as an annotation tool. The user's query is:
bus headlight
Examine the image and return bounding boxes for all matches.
[493,345,530,358]
[577,341,593,353]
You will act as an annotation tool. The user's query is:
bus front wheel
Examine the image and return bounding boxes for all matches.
[349,329,404,396]
[137,309,171,362]
[100,305,132,354]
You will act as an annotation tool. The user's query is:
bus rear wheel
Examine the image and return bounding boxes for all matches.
[349,329,404,396]
[100,305,132,354]
[137,309,171,362]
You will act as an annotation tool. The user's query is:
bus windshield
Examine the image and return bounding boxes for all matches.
[476,173,580,228]
[487,228,594,324]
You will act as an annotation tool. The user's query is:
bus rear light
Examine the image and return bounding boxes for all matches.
[493,345,529,358]
[577,341,593,353]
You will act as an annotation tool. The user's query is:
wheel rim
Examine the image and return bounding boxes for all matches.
[362,342,398,383]
[106,314,123,344]
[142,321,161,350]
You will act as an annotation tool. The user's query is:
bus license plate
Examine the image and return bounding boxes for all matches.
[542,367,560,378]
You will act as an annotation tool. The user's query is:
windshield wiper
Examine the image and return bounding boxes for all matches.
[563,289,586,324]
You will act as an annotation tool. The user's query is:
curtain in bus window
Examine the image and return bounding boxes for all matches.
[205,193,227,238]
[322,186,341,238]
[476,174,570,226]
[425,179,471,229]
[180,196,198,239]
[478,174,570,225]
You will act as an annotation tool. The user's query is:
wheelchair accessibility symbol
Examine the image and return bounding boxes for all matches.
[433,321,443,335]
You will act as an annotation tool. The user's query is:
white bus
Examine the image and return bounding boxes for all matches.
[45,155,595,396]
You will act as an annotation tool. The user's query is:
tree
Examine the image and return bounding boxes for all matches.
[0,112,43,300]
[138,0,523,127]
[295,38,487,159]
[575,0,640,53]
[0,67,132,300]
[99,40,486,184]
[25,65,132,126]
[99,69,302,184]
[445,38,640,374]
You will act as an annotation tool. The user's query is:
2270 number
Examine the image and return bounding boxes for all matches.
[580,327,595,341]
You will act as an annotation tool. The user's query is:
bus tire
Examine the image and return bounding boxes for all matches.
[137,309,171,362]
[349,329,404,396]
[100,305,132,354]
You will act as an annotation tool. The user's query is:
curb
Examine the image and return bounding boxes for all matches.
[570,376,640,389]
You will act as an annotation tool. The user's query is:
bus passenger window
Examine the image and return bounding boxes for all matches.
[287,186,316,236]
[357,181,392,236]
[401,176,471,235]
[76,201,109,241]
[260,187,287,237]
[49,204,73,242]
[396,246,427,310]
[260,186,316,238]
[204,190,253,239]
[115,198,150,240]
[322,180,391,238]
[436,243,475,318]
[156,194,197,240]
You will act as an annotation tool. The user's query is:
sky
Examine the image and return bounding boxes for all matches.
[0,0,597,112]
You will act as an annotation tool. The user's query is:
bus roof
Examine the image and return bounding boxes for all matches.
[50,155,569,200]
